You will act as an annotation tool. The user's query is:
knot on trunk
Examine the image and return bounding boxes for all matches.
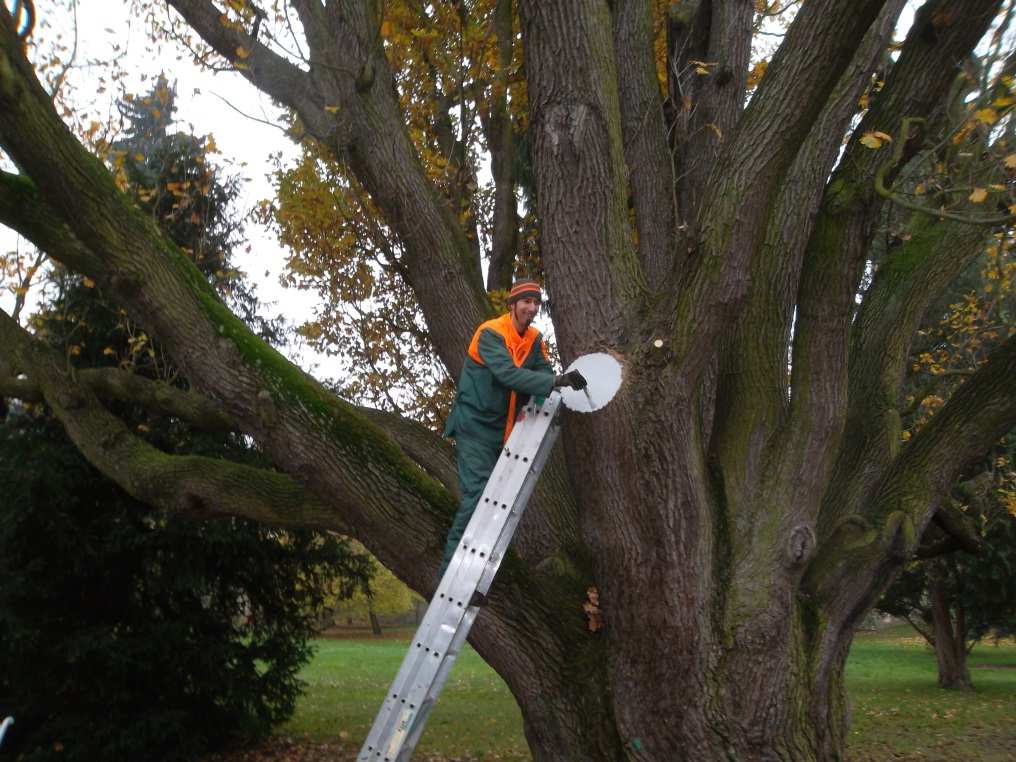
[544,103,591,158]
[785,523,816,568]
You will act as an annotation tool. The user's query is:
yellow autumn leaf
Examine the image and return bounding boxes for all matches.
[102,346,116,356]
[1004,153,1016,169]
[324,105,340,113]
[974,107,998,125]
[969,187,988,203]
[747,60,768,90]
[859,131,885,149]
[235,46,250,60]
[68,345,82,356]
[82,277,96,288]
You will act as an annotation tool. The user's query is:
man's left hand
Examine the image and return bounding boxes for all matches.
[553,370,588,390]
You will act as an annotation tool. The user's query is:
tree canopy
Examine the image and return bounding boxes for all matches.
[2,1,1016,759]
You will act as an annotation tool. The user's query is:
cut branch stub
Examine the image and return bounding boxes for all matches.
[785,524,818,568]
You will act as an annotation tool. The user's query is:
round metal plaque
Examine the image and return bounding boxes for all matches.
[558,352,623,413]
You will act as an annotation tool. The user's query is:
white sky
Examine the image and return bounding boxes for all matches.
[1,0,336,371]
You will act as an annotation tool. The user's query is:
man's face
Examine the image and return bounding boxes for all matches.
[510,296,541,331]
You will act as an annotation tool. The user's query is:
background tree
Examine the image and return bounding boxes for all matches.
[0,78,372,761]
[3,1,1016,759]
[331,542,422,635]
[877,482,1016,690]
[878,241,1016,690]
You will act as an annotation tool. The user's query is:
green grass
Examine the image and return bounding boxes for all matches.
[279,626,1016,761]
[845,626,1016,761]
[279,630,530,761]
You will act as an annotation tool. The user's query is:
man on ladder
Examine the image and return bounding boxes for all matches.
[440,279,587,602]
[360,282,618,760]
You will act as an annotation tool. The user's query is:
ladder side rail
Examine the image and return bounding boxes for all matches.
[455,397,561,587]
[362,495,514,762]
[360,443,535,758]
[360,396,561,762]
[367,515,505,761]
[476,407,562,593]
[389,401,563,758]
[394,606,479,762]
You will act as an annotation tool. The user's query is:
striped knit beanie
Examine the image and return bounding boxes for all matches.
[507,280,542,304]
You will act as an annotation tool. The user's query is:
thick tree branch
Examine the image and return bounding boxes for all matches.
[820,214,989,532]
[165,0,339,143]
[931,501,983,555]
[0,170,105,275]
[0,365,237,432]
[806,334,1016,626]
[0,355,465,516]
[0,174,462,497]
[885,333,1016,516]
[667,0,755,234]
[0,306,346,531]
[517,0,646,357]
[793,0,1002,450]
[613,0,675,286]
[483,0,519,292]
[0,16,460,595]
[168,0,488,379]
[673,0,890,388]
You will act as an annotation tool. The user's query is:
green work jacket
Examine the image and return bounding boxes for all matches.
[444,313,555,446]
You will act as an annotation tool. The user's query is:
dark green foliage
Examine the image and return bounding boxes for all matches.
[0,80,373,761]
[878,437,1016,657]
[0,412,370,762]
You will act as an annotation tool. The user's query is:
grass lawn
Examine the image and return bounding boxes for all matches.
[273,625,1016,761]
[846,626,1016,761]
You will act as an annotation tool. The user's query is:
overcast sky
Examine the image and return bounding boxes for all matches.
[1,0,335,371]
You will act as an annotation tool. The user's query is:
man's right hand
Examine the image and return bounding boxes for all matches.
[553,370,588,390]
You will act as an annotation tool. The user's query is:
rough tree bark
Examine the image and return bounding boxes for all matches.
[929,569,975,691]
[2,0,1015,759]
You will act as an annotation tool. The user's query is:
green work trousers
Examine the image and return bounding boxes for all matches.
[440,433,502,575]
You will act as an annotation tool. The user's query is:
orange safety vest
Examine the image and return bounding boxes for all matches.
[467,313,549,443]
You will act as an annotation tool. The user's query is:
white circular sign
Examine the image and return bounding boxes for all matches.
[558,352,623,413]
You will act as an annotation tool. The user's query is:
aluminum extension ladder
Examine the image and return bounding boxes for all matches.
[358,391,564,762]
